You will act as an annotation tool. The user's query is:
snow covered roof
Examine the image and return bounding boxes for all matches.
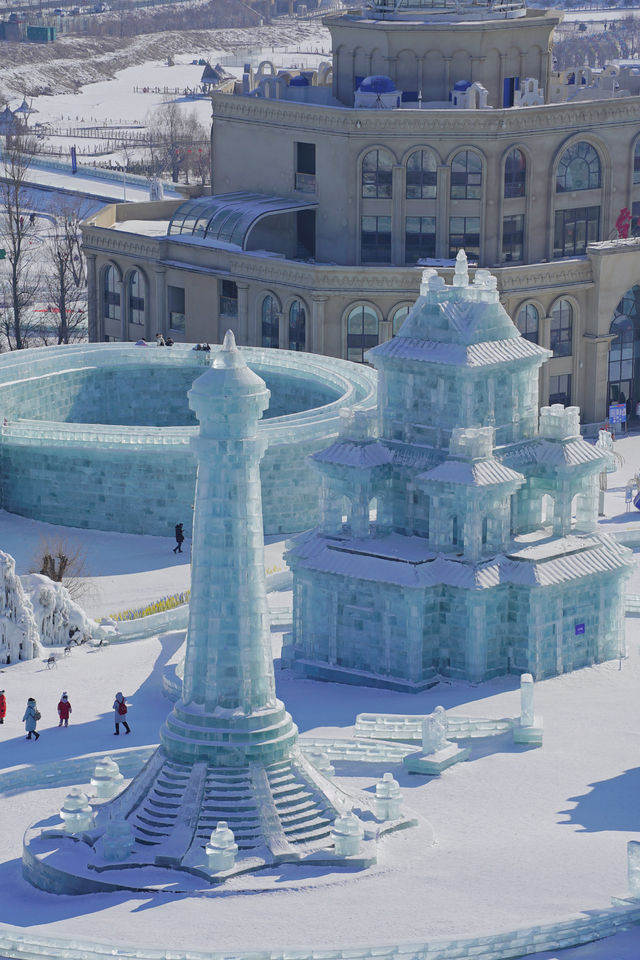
[419,457,524,488]
[367,335,548,369]
[291,532,632,589]
[313,440,394,469]
[502,437,606,472]
[167,192,317,250]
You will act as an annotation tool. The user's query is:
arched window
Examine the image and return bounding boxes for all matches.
[634,141,640,185]
[556,142,601,192]
[516,303,539,344]
[550,299,573,357]
[406,150,437,199]
[608,285,640,405]
[450,150,482,200]
[128,270,145,326]
[361,149,393,199]
[391,305,410,335]
[347,304,379,363]
[261,295,279,348]
[103,265,120,322]
[288,300,306,351]
[504,148,526,199]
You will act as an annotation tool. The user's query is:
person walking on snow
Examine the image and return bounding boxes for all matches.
[173,522,185,554]
[23,697,40,741]
[57,692,72,727]
[113,692,130,735]
[0,690,6,724]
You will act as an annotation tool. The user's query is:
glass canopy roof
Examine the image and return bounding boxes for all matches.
[167,192,317,250]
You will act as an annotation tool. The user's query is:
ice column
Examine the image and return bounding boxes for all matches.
[628,841,640,897]
[520,673,535,727]
[91,756,124,799]
[375,773,403,821]
[161,330,298,765]
[206,822,238,872]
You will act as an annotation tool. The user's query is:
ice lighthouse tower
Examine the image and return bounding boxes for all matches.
[23,331,414,895]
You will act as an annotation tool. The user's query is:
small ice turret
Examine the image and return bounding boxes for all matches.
[375,772,403,821]
[102,816,135,861]
[513,673,543,746]
[60,788,94,834]
[206,822,238,872]
[332,810,364,857]
[91,756,125,799]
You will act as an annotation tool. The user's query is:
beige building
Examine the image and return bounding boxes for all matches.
[82,0,640,424]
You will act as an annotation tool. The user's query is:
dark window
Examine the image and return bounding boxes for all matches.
[549,374,571,406]
[554,206,600,257]
[295,141,316,193]
[516,303,539,343]
[450,150,482,200]
[296,209,316,259]
[608,286,640,400]
[347,304,379,363]
[550,299,573,357]
[362,149,393,199]
[392,305,410,335]
[502,214,524,263]
[289,300,306,351]
[128,270,145,325]
[361,215,391,263]
[504,148,526,198]
[406,150,437,199]
[168,285,185,331]
[219,279,238,319]
[448,216,480,260]
[405,216,436,263]
[261,295,279,348]
[556,142,601,192]
[634,142,640,185]
[103,265,120,321]
[503,76,519,107]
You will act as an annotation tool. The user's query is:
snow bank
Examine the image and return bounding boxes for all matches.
[0,551,41,664]
[20,573,98,649]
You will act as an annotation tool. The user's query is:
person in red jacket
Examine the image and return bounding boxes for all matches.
[57,692,72,727]
[0,690,5,724]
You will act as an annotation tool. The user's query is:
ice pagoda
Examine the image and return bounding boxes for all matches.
[285,253,633,689]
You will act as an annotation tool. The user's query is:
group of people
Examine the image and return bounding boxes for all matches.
[193,342,211,352]
[0,690,131,741]
[155,333,175,346]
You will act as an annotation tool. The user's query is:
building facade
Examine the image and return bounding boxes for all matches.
[82,0,640,424]
[284,253,633,688]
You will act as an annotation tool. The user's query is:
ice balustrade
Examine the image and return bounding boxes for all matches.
[0,343,376,536]
[355,712,514,742]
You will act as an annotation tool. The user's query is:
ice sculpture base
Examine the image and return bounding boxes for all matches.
[289,656,440,693]
[513,717,544,746]
[403,743,471,776]
[23,746,419,894]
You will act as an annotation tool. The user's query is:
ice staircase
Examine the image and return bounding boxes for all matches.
[125,754,336,866]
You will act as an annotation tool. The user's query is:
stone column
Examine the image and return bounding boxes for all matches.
[393,164,404,266]
[311,295,328,355]
[277,311,287,350]
[117,277,126,342]
[85,253,98,342]
[436,166,450,259]
[152,268,167,340]
[236,281,249,344]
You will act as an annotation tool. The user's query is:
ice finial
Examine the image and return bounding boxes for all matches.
[222,329,237,352]
[453,249,469,287]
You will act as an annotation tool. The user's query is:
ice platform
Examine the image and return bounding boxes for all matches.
[403,742,471,775]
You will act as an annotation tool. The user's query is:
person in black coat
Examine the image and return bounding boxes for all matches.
[173,522,185,554]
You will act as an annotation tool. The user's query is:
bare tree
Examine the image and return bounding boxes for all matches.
[42,208,88,345]
[146,104,209,183]
[30,535,89,602]
[0,134,42,350]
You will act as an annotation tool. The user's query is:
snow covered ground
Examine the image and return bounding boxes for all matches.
[0,432,640,957]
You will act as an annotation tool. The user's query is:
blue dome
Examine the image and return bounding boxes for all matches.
[289,75,309,86]
[359,75,396,94]
[453,80,471,91]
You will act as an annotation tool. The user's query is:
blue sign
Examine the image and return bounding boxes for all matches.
[609,402,627,424]
[575,623,585,636]
[70,145,77,174]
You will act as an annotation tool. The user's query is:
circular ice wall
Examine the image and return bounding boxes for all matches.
[0,343,377,537]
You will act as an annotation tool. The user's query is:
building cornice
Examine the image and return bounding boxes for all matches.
[212,92,640,137]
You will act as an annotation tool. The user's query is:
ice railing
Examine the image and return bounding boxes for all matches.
[355,712,514,742]
[0,343,377,448]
